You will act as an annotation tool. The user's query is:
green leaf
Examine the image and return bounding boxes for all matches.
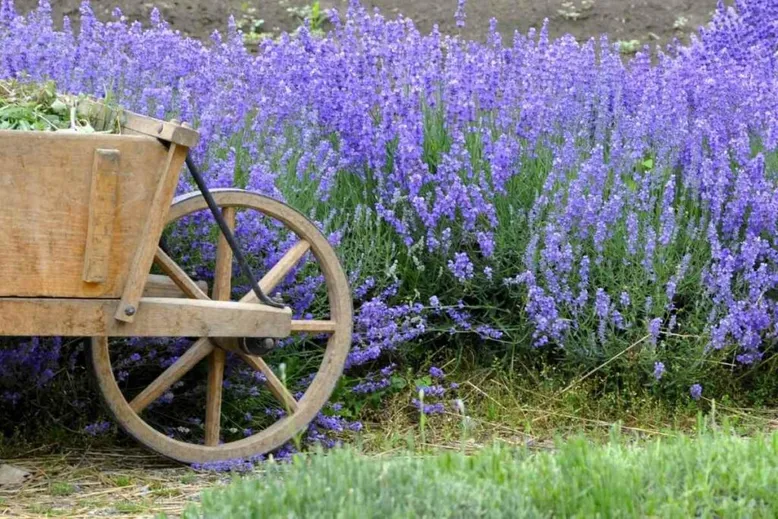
[50,99,68,115]
[390,376,407,390]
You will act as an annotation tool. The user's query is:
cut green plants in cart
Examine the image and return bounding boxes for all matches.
[0,79,120,133]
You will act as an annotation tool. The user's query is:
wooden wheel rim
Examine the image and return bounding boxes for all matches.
[91,189,353,464]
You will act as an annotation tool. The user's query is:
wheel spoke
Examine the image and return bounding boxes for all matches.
[204,207,235,446]
[204,348,226,446]
[238,353,300,413]
[154,247,210,300]
[239,240,311,303]
[290,320,337,333]
[212,207,235,301]
[129,338,215,413]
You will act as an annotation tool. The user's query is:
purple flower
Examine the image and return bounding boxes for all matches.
[653,361,665,380]
[454,0,467,28]
[690,384,703,401]
[2,0,778,438]
[429,366,445,379]
[648,318,662,345]
[412,399,445,415]
[416,384,446,398]
[447,252,475,283]
[84,421,111,436]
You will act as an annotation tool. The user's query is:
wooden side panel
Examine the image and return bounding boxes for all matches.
[0,131,185,298]
[82,149,120,284]
[0,297,292,337]
[115,144,187,322]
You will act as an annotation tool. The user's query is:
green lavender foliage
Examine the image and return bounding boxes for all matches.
[182,429,778,518]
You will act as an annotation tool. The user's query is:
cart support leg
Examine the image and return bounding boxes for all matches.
[115,143,186,322]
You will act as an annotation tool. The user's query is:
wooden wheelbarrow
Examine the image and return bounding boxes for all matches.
[0,101,352,463]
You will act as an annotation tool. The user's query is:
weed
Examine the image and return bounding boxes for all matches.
[287,1,326,34]
[50,481,76,496]
[237,2,271,46]
[617,39,642,54]
[109,474,133,487]
[180,473,197,485]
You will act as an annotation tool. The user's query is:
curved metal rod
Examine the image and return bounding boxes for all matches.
[184,154,285,310]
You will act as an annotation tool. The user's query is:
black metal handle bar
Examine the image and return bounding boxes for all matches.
[183,154,285,309]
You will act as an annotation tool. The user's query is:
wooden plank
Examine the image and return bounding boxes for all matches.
[0,297,292,337]
[239,240,311,303]
[129,338,214,413]
[205,207,234,446]
[115,144,187,322]
[143,274,208,298]
[82,149,120,284]
[0,131,181,298]
[290,320,338,333]
[204,348,226,445]
[154,248,210,300]
[238,353,300,413]
[121,113,199,148]
[212,207,235,301]
[75,99,199,148]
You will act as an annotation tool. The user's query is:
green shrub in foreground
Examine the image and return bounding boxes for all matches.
[181,429,778,518]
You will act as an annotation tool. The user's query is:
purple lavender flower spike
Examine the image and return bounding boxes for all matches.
[653,361,665,380]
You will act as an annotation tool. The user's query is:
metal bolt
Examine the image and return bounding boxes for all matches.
[124,306,136,316]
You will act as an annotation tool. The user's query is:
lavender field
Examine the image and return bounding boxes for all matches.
[1,0,778,452]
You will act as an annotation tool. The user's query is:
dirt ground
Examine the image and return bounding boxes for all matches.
[15,0,719,47]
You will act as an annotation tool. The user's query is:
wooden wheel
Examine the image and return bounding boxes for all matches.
[90,189,352,464]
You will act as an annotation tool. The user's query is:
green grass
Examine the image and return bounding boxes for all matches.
[180,428,778,518]
[49,481,76,496]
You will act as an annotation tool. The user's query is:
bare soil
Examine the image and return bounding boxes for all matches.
[15,0,719,47]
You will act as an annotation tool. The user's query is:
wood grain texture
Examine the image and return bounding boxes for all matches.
[82,149,120,284]
[239,240,311,303]
[205,348,226,445]
[115,144,187,322]
[129,337,214,413]
[238,353,300,413]
[0,131,180,298]
[290,320,337,333]
[0,297,292,337]
[205,207,234,446]
[143,274,208,298]
[76,98,200,148]
[211,207,235,301]
[153,247,210,300]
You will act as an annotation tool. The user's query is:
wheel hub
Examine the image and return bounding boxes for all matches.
[239,337,279,356]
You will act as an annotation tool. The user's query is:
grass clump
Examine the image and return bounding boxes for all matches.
[49,481,76,497]
[181,429,778,518]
